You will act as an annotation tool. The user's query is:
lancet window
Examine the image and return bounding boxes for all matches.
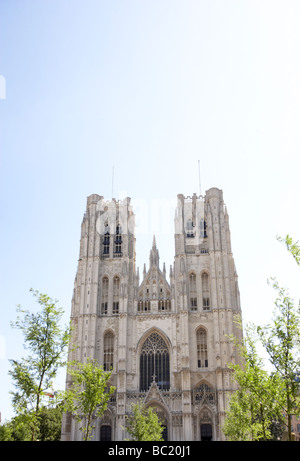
[137,300,150,312]
[202,272,210,310]
[186,218,194,238]
[101,276,109,314]
[103,223,110,255]
[200,218,207,238]
[189,272,197,311]
[158,299,171,311]
[196,327,208,368]
[113,276,120,314]
[103,331,114,371]
[114,224,122,256]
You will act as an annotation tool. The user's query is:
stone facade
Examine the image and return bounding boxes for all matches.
[61,188,243,441]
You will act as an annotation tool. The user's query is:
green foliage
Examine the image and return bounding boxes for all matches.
[125,401,164,441]
[224,322,285,441]
[8,289,71,440]
[0,421,14,441]
[60,359,116,441]
[257,235,300,440]
[38,405,63,441]
[224,235,300,441]
[277,234,300,267]
[0,406,63,441]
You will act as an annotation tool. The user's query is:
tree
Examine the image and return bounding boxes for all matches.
[38,405,63,441]
[61,359,116,441]
[125,400,164,441]
[224,322,285,441]
[0,406,63,441]
[9,289,70,440]
[256,236,300,441]
[224,235,300,441]
[257,235,300,440]
[257,280,300,440]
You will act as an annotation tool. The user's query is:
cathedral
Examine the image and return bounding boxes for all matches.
[61,187,243,441]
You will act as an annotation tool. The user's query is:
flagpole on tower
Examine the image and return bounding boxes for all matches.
[198,160,202,196]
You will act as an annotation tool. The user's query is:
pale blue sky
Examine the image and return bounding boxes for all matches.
[1,0,300,422]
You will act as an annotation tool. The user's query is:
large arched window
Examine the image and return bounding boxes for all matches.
[140,332,170,391]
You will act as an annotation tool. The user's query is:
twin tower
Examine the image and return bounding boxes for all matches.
[61,188,243,441]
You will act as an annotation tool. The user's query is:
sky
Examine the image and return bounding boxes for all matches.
[1,0,300,422]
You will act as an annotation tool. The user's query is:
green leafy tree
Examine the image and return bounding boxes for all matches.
[0,420,14,441]
[61,359,116,441]
[224,322,285,441]
[0,406,63,441]
[256,236,300,441]
[9,289,71,440]
[125,400,164,441]
[38,405,63,441]
[224,235,300,441]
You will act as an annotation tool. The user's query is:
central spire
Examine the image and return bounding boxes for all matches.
[150,235,159,267]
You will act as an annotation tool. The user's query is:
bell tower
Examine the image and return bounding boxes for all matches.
[61,195,136,441]
[173,188,242,439]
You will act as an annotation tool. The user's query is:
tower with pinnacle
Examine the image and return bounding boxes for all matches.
[61,188,243,441]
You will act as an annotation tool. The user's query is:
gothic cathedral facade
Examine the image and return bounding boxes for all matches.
[61,188,243,441]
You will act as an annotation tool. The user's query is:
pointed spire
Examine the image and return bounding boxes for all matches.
[152,235,156,249]
[150,235,159,267]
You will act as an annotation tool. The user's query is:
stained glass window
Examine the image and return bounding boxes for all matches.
[140,332,170,391]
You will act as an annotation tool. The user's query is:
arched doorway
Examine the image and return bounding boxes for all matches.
[145,401,170,441]
[99,409,113,441]
[200,423,212,441]
[193,381,216,441]
[100,424,111,441]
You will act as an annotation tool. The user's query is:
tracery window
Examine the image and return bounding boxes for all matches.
[196,327,208,368]
[103,331,114,371]
[101,276,109,314]
[140,332,170,391]
[194,382,215,406]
